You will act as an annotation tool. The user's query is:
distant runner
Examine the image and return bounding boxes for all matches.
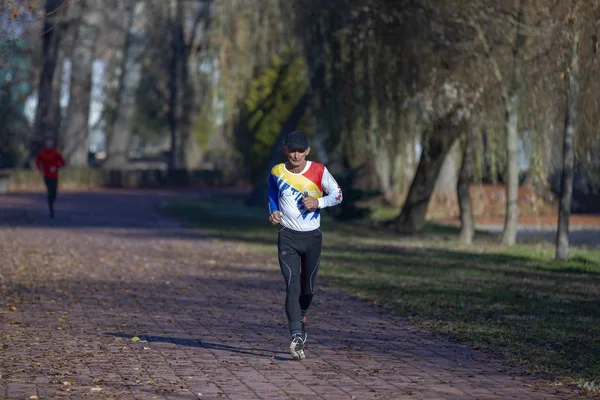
[268,131,343,360]
[35,138,65,218]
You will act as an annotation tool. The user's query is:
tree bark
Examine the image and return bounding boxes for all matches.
[32,0,64,154]
[167,0,185,171]
[104,0,148,168]
[434,139,461,194]
[501,0,528,246]
[457,128,475,244]
[51,48,65,137]
[394,119,464,234]
[62,0,102,166]
[556,29,580,260]
[166,0,201,170]
[180,55,197,169]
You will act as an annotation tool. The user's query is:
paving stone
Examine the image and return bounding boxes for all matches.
[0,189,592,400]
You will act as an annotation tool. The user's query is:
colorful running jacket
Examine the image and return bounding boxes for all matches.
[269,161,343,231]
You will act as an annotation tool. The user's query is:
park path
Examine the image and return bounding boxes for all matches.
[0,189,589,399]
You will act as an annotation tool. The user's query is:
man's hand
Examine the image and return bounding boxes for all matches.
[302,196,319,211]
[269,211,281,225]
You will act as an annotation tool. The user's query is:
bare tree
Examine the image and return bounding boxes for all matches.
[468,0,531,246]
[556,0,591,259]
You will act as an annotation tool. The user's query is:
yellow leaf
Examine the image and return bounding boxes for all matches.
[131,336,140,342]
[10,7,20,19]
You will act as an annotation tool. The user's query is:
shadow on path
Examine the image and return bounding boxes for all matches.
[0,188,248,230]
[107,333,292,360]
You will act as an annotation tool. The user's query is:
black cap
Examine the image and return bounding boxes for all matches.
[285,131,309,151]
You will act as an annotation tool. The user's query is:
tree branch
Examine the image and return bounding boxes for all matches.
[469,18,509,105]
[186,1,212,57]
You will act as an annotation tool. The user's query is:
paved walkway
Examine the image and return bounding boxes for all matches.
[0,189,589,399]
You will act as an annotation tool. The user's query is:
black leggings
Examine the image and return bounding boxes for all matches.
[278,227,322,336]
[44,178,58,205]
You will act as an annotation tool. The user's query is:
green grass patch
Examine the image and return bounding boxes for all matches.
[160,197,600,393]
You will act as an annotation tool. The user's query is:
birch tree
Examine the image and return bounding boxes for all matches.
[466,0,531,246]
[457,123,477,244]
[556,0,600,259]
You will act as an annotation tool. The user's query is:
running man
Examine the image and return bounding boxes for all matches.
[35,138,65,218]
[268,130,343,360]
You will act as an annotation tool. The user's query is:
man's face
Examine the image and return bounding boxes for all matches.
[44,139,54,149]
[284,146,310,167]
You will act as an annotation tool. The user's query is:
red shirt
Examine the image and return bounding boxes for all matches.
[35,148,65,179]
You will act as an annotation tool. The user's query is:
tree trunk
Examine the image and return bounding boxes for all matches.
[312,113,329,164]
[394,120,464,234]
[501,0,528,246]
[246,93,310,206]
[309,42,329,165]
[167,0,186,171]
[308,11,347,172]
[62,0,102,167]
[502,101,521,245]
[374,148,392,201]
[181,69,200,169]
[32,0,64,154]
[457,128,475,244]
[404,137,417,188]
[434,139,461,194]
[52,48,65,138]
[556,29,580,260]
[104,0,148,169]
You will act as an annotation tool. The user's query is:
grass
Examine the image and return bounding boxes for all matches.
[160,196,600,394]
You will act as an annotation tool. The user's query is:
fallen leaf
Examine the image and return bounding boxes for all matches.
[131,336,141,342]
[10,7,20,20]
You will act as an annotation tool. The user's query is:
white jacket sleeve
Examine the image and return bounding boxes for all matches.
[317,167,343,209]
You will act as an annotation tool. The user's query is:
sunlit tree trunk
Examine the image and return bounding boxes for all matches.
[501,0,528,246]
[457,128,475,244]
[471,0,529,246]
